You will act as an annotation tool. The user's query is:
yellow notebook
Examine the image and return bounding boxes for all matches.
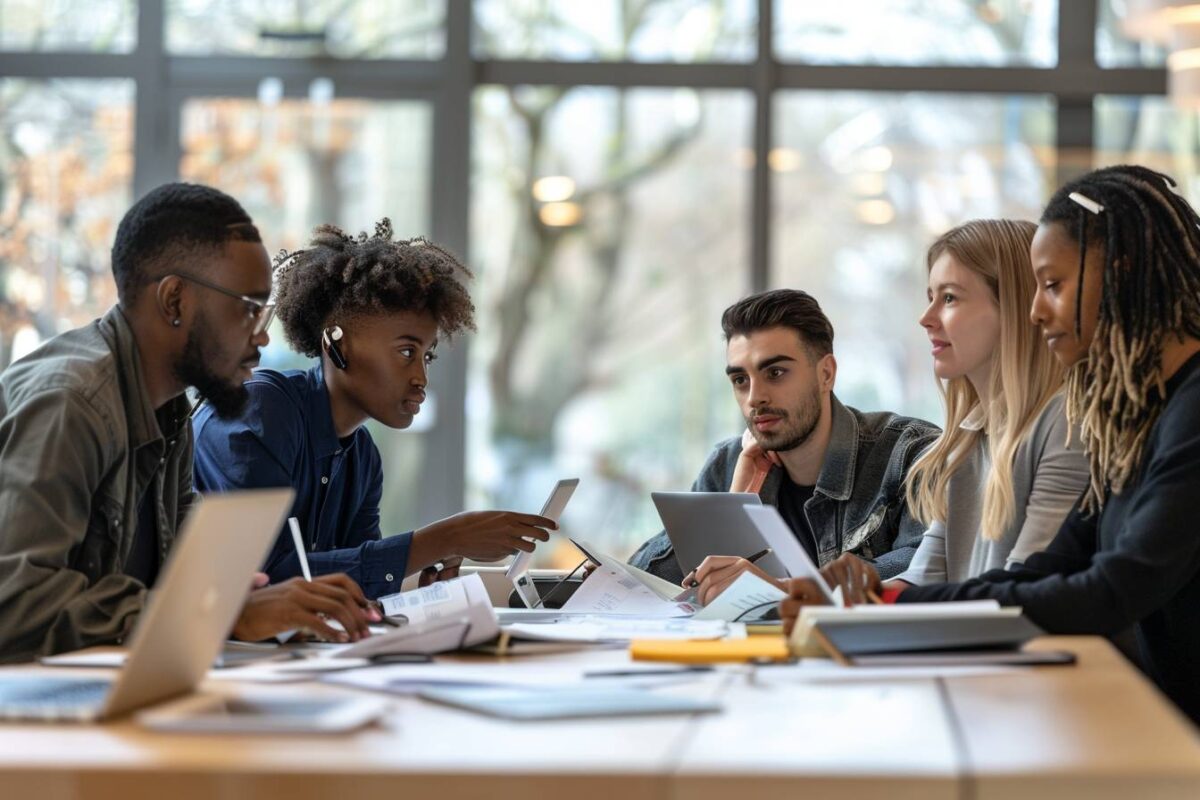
[630,637,791,664]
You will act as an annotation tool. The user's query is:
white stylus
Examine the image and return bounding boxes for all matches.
[288,516,313,582]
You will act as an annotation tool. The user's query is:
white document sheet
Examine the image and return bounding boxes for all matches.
[505,617,732,643]
[572,539,694,600]
[743,505,836,602]
[560,539,698,617]
[692,571,787,622]
[561,568,693,617]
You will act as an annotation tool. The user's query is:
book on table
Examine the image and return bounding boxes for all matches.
[790,601,1076,667]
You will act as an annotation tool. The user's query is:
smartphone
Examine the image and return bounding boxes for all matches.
[506,478,580,609]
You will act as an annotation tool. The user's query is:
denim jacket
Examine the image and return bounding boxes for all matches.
[629,395,939,584]
[0,306,195,662]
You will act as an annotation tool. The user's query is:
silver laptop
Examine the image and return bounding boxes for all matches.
[0,488,294,722]
[651,491,788,578]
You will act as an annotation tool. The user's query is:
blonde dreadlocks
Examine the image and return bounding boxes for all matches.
[1041,165,1200,513]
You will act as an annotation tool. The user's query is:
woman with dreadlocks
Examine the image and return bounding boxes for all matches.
[781,165,1200,725]
[193,220,557,602]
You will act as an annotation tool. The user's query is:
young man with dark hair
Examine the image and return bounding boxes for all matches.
[193,220,557,599]
[629,288,939,602]
[0,183,379,664]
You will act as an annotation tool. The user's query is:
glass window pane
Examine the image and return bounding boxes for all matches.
[471,87,751,564]
[0,79,133,369]
[775,0,1057,66]
[0,0,135,52]
[1096,0,1166,68]
[167,0,446,59]
[772,92,1055,423]
[180,96,433,528]
[473,0,757,62]
[1094,95,1200,200]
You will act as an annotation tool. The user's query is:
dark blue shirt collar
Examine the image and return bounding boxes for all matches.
[304,363,344,460]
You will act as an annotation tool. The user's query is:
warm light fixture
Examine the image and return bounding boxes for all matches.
[855,199,896,225]
[1123,1,1200,107]
[538,201,583,227]
[850,173,887,196]
[531,175,576,203]
[767,147,803,172]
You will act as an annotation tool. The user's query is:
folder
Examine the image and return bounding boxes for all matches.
[808,614,1074,667]
[630,636,791,664]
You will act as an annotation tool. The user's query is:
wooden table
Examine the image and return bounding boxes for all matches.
[0,637,1195,800]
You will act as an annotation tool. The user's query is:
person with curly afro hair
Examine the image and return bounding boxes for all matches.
[193,219,557,599]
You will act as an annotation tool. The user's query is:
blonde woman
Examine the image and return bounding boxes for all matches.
[890,219,1088,587]
[782,166,1200,725]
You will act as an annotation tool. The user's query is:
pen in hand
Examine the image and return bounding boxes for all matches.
[683,547,773,589]
[287,516,313,582]
[285,517,382,638]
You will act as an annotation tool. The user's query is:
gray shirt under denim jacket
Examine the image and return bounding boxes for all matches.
[629,395,941,584]
[0,306,195,663]
[895,392,1088,586]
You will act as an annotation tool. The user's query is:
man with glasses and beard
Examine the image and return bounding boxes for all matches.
[629,289,939,604]
[0,183,380,663]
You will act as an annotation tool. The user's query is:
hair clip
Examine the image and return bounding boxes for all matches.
[1069,192,1105,215]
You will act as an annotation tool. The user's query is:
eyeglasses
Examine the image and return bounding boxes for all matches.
[163,273,276,336]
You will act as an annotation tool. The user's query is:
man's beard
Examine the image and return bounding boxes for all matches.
[172,312,249,419]
[747,386,822,453]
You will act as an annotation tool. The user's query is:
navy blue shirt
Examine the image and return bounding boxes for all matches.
[192,364,412,598]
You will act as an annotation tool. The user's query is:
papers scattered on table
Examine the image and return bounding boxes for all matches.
[691,571,787,622]
[321,659,717,696]
[561,539,697,617]
[503,617,735,644]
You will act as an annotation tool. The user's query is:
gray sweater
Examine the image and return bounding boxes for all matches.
[895,392,1088,585]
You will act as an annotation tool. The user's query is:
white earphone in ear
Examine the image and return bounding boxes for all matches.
[323,325,348,370]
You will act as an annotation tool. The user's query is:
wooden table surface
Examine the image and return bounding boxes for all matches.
[0,636,1195,800]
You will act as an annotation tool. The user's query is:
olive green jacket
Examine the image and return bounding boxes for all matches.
[0,306,195,662]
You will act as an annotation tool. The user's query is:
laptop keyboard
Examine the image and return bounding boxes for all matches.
[0,677,111,721]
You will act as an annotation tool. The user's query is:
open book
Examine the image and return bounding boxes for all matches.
[334,574,500,659]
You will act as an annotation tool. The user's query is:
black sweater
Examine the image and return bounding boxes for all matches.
[900,350,1200,726]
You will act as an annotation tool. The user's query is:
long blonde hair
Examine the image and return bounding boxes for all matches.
[905,219,1064,541]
